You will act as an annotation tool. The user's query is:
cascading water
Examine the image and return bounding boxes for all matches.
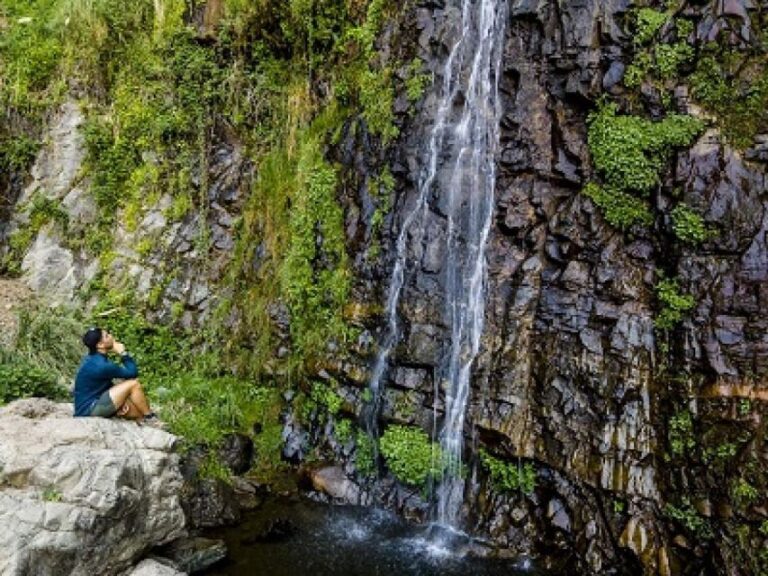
[366,0,508,529]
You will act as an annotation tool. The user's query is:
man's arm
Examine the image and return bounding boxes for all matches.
[95,343,139,380]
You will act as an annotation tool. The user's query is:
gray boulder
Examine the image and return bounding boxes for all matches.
[0,399,187,576]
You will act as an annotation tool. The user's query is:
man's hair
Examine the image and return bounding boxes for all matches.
[82,327,102,354]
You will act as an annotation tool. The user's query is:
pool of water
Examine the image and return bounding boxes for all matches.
[204,497,549,576]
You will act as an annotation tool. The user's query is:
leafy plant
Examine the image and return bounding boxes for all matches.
[671,204,708,243]
[665,498,713,540]
[355,430,377,478]
[582,182,653,229]
[668,410,695,457]
[379,425,445,489]
[731,478,760,508]
[405,58,431,104]
[42,486,63,502]
[479,450,536,494]
[0,354,67,404]
[655,277,696,329]
[9,303,84,386]
[588,101,704,195]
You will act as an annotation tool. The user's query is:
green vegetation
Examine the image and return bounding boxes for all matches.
[299,380,344,423]
[690,47,768,149]
[655,277,695,329]
[379,425,444,489]
[354,430,377,478]
[588,102,703,195]
[583,101,703,232]
[0,355,67,404]
[624,10,693,90]
[2,193,71,274]
[405,58,431,104]
[671,204,708,244]
[582,182,653,230]
[41,486,63,502]
[665,498,714,540]
[668,410,695,458]
[479,450,536,494]
[731,478,760,509]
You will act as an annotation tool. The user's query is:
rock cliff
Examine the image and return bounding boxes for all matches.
[1,1,767,574]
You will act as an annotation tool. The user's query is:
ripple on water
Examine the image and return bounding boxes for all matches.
[203,497,551,576]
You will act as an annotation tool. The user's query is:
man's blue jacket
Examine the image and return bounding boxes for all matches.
[73,353,138,416]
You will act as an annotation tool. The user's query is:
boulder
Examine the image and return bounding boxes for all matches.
[0,399,186,576]
[128,559,186,576]
[310,466,362,503]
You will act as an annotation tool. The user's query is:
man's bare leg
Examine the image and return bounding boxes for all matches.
[108,379,151,418]
[117,398,144,420]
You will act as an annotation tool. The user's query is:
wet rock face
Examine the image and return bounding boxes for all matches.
[332,1,768,574]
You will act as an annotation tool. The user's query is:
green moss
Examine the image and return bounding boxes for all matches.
[665,498,713,540]
[671,204,708,244]
[355,430,377,478]
[405,58,431,104]
[588,101,704,195]
[655,277,696,329]
[479,450,536,494]
[668,410,696,457]
[691,48,768,149]
[379,424,445,489]
[582,182,653,229]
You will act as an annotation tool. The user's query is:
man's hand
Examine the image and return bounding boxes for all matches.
[113,341,126,355]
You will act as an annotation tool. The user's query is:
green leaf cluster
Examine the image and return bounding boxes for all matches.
[655,277,695,329]
[379,425,445,489]
[354,430,377,478]
[588,102,704,195]
[668,410,695,457]
[671,204,708,244]
[691,48,768,149]
[281,127,351,359]
[0,355,66,405]
[665,498,713,540]
[582,182,653,230]
[625,11,693,88]
[479,450,536,494]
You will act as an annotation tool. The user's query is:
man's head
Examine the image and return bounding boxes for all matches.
[82,327,115,355]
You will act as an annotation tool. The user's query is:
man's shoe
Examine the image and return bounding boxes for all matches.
[140,412,168,431]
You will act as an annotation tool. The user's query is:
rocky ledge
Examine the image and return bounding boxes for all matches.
[0,398,187,576]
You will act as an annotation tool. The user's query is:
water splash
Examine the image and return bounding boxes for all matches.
[366,0,508,529]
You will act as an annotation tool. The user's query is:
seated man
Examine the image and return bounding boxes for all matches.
[73,327,160,425]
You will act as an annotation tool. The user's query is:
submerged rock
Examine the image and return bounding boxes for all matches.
[0,398,186,576]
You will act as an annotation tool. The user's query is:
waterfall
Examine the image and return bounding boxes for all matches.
[366,0,508,528]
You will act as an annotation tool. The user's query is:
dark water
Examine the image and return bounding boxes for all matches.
[204,497,547,576]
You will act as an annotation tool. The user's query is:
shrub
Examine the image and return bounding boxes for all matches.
[479,450,536,494]
[587,101,704,195]
[0,354,66,404]
[583,182,653,229]
[10,303,84,386]
[671,204,708,243]
[355,430,377,478]
[379,424,445,489]
[655,277,695,329]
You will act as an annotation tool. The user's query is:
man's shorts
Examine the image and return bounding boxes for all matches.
[89,390,117,417]
[89,390,130,418]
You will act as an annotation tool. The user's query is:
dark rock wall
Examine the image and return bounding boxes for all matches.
[333,1,768,574]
